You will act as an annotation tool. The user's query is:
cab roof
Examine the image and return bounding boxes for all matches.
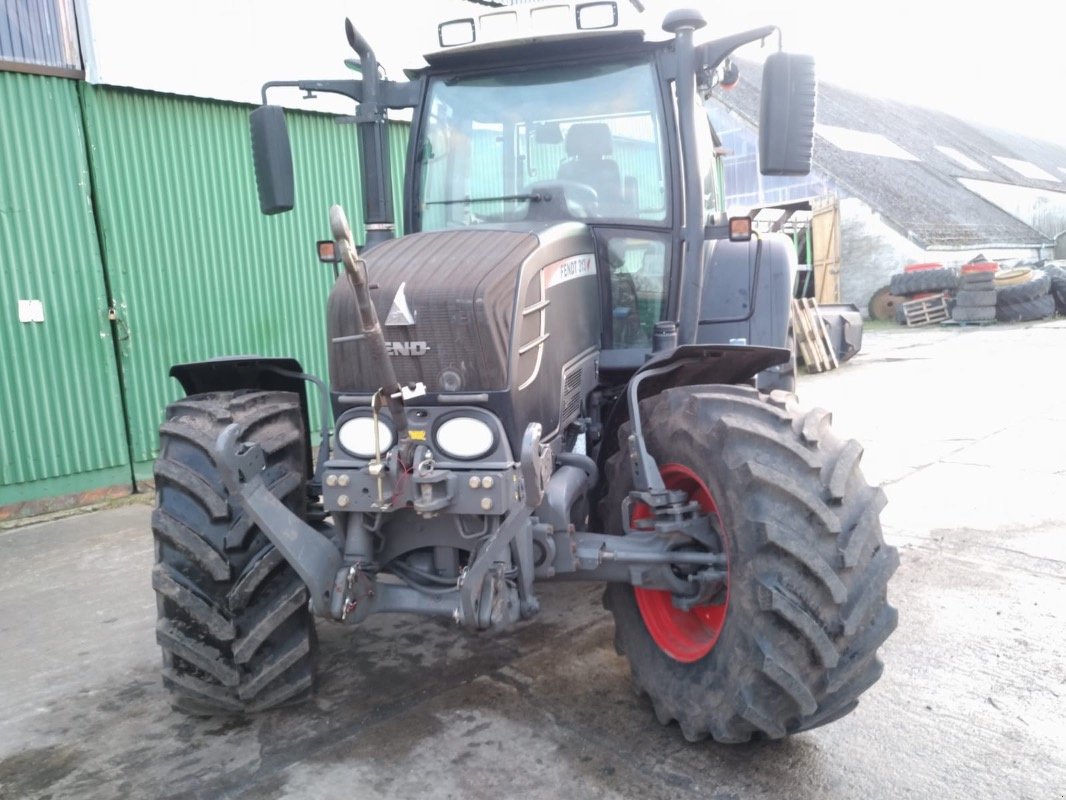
[414,1,667,74]
[421,28,651,71]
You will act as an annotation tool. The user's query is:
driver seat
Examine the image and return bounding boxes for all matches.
[557,123,623,206]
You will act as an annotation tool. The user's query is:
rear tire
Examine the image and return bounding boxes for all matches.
[954,289,997,308]
[995,269,1050,303]
[889,267,957,295]
[152,390,317,715]
[602,386,897,742]
[952,305,997,323]
[1044,263,1066,312]
[996,292,1055,322]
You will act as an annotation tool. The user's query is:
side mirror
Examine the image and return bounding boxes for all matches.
[758,52,816,176]
[249,105,294,215]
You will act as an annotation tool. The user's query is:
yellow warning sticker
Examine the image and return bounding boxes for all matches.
[409,429,427,441]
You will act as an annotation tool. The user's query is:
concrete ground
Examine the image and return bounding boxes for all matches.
[2,322,1065,800]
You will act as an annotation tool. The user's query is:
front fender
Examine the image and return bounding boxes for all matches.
[169,356,313,477]
[590,343,789,526]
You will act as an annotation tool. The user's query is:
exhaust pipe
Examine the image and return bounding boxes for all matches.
[345,19,396,250]
[330,204,411,454]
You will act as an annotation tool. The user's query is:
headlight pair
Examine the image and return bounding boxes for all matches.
[335,413,496,461]
[336,416,394,459]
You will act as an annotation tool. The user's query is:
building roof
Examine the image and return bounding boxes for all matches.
[717,59,1059,249]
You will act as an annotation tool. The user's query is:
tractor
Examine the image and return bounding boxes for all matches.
[152,2,897,743]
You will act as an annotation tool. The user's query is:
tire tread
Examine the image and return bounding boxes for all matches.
[152,390,317,715]
[602,386,896,743]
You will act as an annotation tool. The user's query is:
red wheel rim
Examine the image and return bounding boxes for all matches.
[632,464,729,663]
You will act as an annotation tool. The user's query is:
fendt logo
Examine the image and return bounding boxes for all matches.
[385,341,431,357]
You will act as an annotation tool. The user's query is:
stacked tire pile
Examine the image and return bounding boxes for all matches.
[1044,260,1066,315]
[952,261,997,323]
[995,267,1055,322]
[888,263,958,324]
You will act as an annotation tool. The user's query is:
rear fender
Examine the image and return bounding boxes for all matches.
[169,356,313,477]
[697,232,795,350]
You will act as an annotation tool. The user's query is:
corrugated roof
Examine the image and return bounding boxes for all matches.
[718,59,1057,249]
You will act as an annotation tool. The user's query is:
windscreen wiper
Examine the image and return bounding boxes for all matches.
[424,192,548,206]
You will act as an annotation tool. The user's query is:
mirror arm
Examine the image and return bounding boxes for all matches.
[259,78,418,109]
[260,79,363,105]
[382,80,421,109]
[695,25,779,73]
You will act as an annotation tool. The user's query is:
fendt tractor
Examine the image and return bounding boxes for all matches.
[151,3,897,742]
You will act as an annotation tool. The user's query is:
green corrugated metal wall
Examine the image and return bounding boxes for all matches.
[79,85,410,475]
[1,71,411,506]
[0,71,130,504]
[389,119,410,221]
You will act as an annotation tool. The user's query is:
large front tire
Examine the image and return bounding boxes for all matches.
[152,390,317,715]
[602,385,897,743]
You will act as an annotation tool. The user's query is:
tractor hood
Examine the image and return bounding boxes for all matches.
[327,223,599,399]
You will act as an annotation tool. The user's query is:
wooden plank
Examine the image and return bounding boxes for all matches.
[790,300,817,371]
[797,299,819,370]
[792,298,835,373]
[805,298,835,370]
[807,298,840,369]
[900,294,950,326]
[810,197,841,304]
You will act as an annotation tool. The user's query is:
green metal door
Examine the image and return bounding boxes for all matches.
[0,72,130,508]
[79,85,410,479]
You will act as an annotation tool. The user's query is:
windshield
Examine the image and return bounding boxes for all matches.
[417,59,669,231]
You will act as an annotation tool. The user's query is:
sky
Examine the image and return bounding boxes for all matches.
[639,0,1066,145]
[376,0,1066,146]
[83,0,1066,146]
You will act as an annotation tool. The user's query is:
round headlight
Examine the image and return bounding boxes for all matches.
[434,416,495,460]
[336,416,394,458]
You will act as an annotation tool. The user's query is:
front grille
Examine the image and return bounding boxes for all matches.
[561,366,582,424]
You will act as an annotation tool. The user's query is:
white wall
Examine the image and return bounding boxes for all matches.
[839,197,923,311]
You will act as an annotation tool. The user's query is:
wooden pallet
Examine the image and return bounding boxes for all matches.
[900,294,950,326]
[791,298,839,373]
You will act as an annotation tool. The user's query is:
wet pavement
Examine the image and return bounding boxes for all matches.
[2,321,1065,800]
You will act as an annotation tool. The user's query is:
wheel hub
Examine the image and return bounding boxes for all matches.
[632,464,729,663]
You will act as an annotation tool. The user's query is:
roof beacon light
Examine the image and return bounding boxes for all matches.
[480,10,519,39]
[720,58,739,89]
[438,18,475,48]
[437,2,623,49]
[576,2,619,30]
[530,4,571,33]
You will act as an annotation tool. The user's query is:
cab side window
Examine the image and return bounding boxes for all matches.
[602,236,668,348]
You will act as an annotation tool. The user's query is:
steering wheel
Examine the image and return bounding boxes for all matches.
[523,180,600,217]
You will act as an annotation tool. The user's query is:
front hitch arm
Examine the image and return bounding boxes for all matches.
[214,424,343,617]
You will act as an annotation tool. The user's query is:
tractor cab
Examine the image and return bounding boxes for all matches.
[410,38,679,352]
[250,2,814,368]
